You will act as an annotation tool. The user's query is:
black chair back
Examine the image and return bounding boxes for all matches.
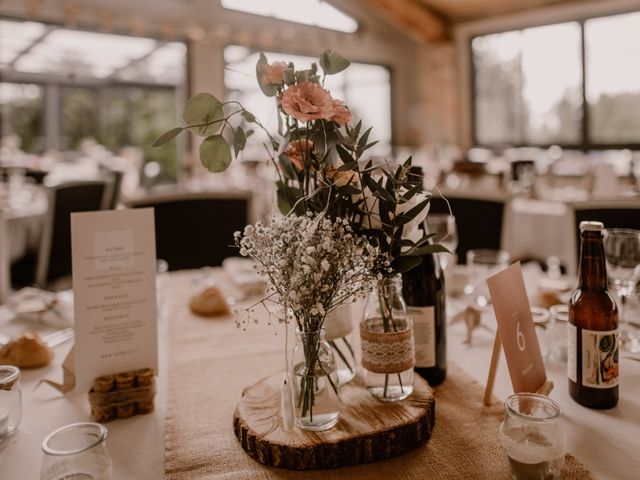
[127,193,249,270]
[36,180,111,287]
[430,194,506,264]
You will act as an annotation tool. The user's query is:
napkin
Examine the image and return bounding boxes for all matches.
[6,288,74,328]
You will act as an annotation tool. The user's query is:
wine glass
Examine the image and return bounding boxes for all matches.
[603,228,640,353]
[425,214,458,269]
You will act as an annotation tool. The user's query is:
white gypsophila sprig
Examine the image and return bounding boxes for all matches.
[235,213,385,332]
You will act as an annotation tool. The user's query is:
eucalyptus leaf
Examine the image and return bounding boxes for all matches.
[319,49,350,75]
[233,127,247,157]
[183,93,223,136]
[241,110,256,122]
[200,135,232,172]
[256,52,278,97]
[153,127,183,147]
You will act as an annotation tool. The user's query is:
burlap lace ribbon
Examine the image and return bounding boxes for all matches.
[360,318,415,374]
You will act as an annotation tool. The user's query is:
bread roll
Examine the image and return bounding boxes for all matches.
[0,331,54,368]
[189,287,230,317]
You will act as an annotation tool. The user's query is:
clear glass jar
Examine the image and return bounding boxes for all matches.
[549,304,569,361]
[323,304,356,386]
[500,393,566,480]
[41,422,112,480]
[291,328,340,431]
[0,365,21,442]
[360,274,414,402]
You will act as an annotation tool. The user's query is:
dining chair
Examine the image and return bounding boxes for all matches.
[35,179,114,289]
[566,199,640,275]
[125,191,251,271]
[429,189,509,264]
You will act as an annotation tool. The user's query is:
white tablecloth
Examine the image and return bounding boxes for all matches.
[2,270,639,479]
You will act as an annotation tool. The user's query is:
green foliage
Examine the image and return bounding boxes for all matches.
[183,93,224,136]
[319,50,350,75]
[200,135,232,172]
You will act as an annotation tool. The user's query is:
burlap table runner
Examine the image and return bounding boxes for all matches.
[164,271,595,479]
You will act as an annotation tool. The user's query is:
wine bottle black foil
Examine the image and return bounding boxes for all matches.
[402,166,447,386]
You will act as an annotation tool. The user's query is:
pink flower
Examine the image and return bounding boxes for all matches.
[280,82,335,123]
[285,139,315,172]
[330,100,351,126]
[260,61,288,86]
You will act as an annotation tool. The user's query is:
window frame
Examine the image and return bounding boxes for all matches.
[0,15,190,170]
[470,11,640,151]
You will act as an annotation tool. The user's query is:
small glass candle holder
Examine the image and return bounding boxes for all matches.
[549,304,569,361]
[500,393,566,480]
[41,422,112,480]
[0,365,22,442]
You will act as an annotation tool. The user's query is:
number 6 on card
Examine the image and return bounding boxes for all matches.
[485,263,547,397]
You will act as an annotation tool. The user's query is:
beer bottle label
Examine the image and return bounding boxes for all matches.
[410,307,436,368]
[581,328,619,388]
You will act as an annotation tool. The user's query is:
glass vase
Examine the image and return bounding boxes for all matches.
[360,274,415,402]
[324,304,356,386]
[291,328,340,431]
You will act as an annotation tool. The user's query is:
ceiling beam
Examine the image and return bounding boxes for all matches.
[363,0,448,43]
[8,25,56,69]
[106,40,166,80]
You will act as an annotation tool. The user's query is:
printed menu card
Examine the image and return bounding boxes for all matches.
[71,208,158,390]
[487,262,546,393]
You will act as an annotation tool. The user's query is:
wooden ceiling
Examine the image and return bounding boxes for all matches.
[362,0,585,43]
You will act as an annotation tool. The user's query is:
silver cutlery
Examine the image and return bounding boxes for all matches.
[0,328,74,348]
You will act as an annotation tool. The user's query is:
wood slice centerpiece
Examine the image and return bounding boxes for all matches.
[233,373,435,470]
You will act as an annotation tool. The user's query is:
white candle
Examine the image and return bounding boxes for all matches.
[0,406,9,435]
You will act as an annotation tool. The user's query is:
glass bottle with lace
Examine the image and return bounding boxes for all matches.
[360,274,414,401]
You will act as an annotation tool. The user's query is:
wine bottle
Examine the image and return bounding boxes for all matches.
[401,166,447,386]
[568,221,619,409]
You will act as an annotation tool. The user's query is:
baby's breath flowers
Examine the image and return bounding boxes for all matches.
[235,213,386,333]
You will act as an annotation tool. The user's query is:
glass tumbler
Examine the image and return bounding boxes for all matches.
[500,393,566,480]
[41,422,112,480]
[549,304,569,361]
[531,307,552,361]
[0,365,22,442]
[465,249,510,309]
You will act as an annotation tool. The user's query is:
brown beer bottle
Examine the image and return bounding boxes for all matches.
[568,221,619,409]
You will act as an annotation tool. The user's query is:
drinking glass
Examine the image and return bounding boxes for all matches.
[465,249,510,309]
[41,423,111,480]
[426,214,458,269]
[500,393,565,480]
[549,304,569,361]
[603,228,640,353]
[531,307,552,361]
[0,365,21,442]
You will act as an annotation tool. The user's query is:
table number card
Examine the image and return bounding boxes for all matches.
[71,208,158,390]
[487,262,546,393]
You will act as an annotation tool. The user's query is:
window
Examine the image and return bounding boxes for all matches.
[221,0,358,33]
[0,83,44,153]
[472,11,640,149]
[0,19,187,182]
[224,46,392,156]
[586,12,640,145]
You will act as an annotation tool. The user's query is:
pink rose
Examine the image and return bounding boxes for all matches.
[285,139,315,172]
[330,100,351,126]
[280,82,335,123]
[326,166,355,187]
[260,61,288,86]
